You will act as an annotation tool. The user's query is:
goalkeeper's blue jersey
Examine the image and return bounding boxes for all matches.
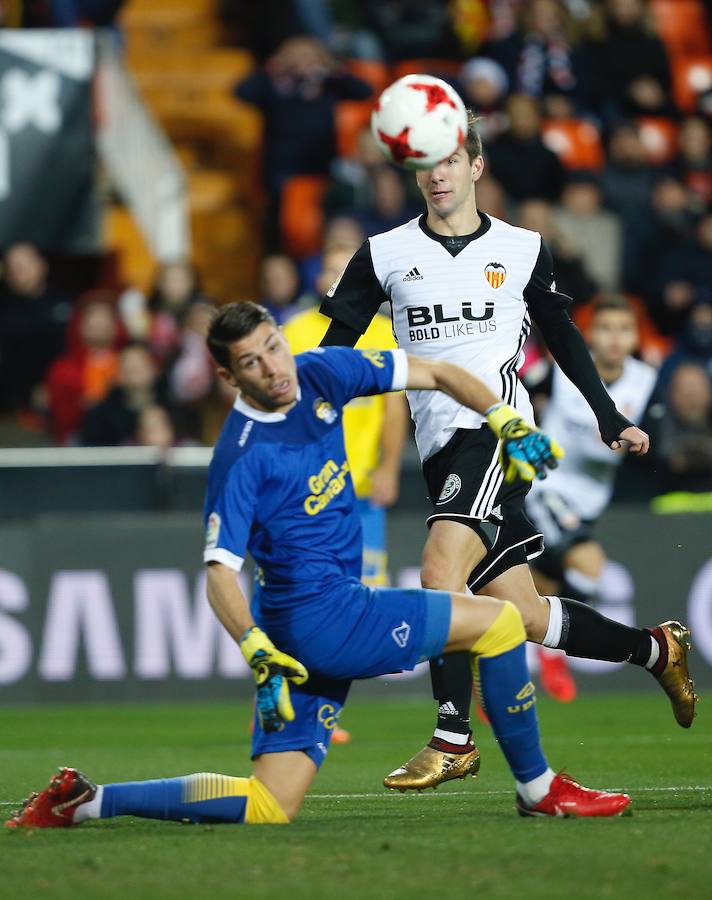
[203,346,407,615]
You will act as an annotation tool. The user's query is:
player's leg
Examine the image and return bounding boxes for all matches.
[5,755,304,828]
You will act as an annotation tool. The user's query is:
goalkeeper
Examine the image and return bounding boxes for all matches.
[8,302,640,829]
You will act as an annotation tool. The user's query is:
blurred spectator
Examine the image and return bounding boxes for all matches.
[80,343,166,447]
[459,57,510,141]
[235,36,371,248]
[487,94,565,201]
[354,165,420,236]
[517,198,598,303]
[259,254,301,324]
[168,302,217,408]
[135,404,177,450]
[475,172,510,220]
[672,116,712,208]
[553,171,623,290]
[0,243,72,414]
[659,301,712,387]
[360,0,460,61]
[600,121,656,283]
[45,295,122,444]
[650,211,712,335]
[299,216,366,295]
[325,127,387,216]
[654,362,712,492]
[482,0,582,117]
[582,0,674,122]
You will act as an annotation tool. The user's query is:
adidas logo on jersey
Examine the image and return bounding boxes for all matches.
[403,267,423,281]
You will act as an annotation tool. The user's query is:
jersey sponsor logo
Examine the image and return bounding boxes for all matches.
[405,302,496,343]
[403,266,423,281]
[304,458,351,515]
[238,420,253,447]
[485,262,507,289]
[436,473,462,504]
[313,397,338,424]
[360,348,385,368]
[205,512,221,549]
[391,620,411,648]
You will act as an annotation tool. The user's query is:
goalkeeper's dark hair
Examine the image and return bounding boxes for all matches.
[207,301,277,368]
[464,109,483,162]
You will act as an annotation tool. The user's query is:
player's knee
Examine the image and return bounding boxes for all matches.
[421,557,452,590]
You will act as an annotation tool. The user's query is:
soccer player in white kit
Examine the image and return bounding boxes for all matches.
[319,112,696,790]
[526,294,658,701]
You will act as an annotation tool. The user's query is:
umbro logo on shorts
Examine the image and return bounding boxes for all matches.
[403,267,424,281]
[391,621,411,648]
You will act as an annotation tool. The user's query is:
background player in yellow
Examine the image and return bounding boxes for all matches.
[284,244,409,744]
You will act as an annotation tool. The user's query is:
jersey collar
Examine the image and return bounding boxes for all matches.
[418,211,491,257]
[233,386,302,422]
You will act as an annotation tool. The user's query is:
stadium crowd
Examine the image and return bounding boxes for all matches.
[1,0,711,498]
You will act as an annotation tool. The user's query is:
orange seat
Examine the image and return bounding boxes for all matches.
[280,176,328,259]
[672,55,712,113]
[650,0,711,58]
[391,58,462,82]
[345,59,389,94]
[541,119,604,170]
[336,101,375,158]
[636,116,679,165]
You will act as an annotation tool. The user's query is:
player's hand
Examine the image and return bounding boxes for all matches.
[239,627,308,733]
[369,464,400,507]
[486,403,564,483]
[610,425,649,455]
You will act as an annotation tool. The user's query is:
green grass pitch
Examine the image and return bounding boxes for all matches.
[1,692,710,899]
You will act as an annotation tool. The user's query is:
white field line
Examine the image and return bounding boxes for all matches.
[0,785,708,808]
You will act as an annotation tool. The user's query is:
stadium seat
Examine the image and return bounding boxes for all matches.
[541,119,604,170]
[103,206,155,293]
[334,60,386,158]
[345,59,389,94]
[636,116,679,165]
[120,0,227,53]
[280,176,327,259]
[391,58,463,82]
[650,0,711,58]
[672,55,712,113]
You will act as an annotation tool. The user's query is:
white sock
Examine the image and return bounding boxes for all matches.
[541,596,563,649]
[73,785,104,822]
[644,634,660,670]
[433,728,469,746]
[516,768,556,806]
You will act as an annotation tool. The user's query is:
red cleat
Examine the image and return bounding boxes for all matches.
[538,647,577,703]
[4,767,96,829]
[517,772,631,818]
[331,727,352,745]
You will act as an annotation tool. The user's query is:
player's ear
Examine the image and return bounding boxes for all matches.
[216,366,239,389]
[472,155,484,184]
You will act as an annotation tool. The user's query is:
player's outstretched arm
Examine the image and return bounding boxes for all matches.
[404,356,564,481]
[207,562,308,732]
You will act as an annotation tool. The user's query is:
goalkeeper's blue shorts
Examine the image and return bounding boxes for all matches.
[251,583,452,768]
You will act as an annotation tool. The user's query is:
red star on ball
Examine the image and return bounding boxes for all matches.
[376,127,426,164]
[408,81,457,112]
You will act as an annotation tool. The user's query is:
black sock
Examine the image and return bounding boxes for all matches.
[429,652,473,746]
[557,597,654,667]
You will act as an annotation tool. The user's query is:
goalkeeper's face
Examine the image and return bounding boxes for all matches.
[221,322,298,413]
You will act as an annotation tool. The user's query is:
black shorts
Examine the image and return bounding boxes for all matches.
[524,489,595,580]
[422,426,543,591]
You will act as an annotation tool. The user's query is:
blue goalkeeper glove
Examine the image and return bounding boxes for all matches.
[240,626,308,733]
[486,403,564,483]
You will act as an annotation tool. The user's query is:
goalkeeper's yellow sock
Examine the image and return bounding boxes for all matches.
[471,602,553,791]
[74,774,289,824]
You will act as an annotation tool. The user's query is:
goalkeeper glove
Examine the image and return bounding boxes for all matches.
[239,626,308,733]
[486,403,564,483]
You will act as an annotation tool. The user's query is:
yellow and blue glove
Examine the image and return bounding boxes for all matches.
[240,626,309,733]
[486,403,564,483]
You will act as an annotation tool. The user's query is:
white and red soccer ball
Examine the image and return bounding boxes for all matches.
[371,74,468,171]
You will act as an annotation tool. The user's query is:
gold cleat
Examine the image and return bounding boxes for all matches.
[384,744,481,791]
[653,621,698,728]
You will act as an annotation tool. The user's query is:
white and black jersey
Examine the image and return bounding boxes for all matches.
[528,358,657,523]
[323,213,556,464]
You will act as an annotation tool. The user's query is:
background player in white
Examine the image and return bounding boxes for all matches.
[527,294,658,701]
[320,112,696,790]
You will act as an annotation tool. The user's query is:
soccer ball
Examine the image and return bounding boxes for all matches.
[371,74,468,171]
